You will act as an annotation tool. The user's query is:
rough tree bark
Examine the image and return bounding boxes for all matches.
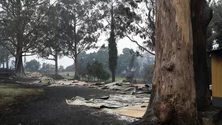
[191,0,212,111]
[74,54,79,80]
[73,13,79,80]
[6,56,9,69]
[15,53,25,76]
[55,51,58,75]
[137,0,202,124]
[2,62,5,68]
[15,46,25,76]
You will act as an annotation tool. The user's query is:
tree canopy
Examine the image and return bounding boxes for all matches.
[25,59,41,72]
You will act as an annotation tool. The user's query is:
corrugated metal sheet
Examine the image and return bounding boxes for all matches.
[211,52,222,97]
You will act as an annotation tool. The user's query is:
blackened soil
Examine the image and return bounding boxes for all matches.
[0,85,130,125]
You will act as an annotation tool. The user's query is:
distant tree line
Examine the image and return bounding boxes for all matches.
[25,47,154,82]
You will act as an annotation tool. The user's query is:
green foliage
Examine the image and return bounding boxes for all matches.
[86,62,95,78]
[100,0,141,38]
[63,48,154,80]
[100,70,111,81]
[59,65,64,72]
[99,0,155,54]
[77,49,109,71]
[108,30,118,82]
[117,48,140,77]
[86,61,110,81]
[53,0,103,77]
[37,5,65,73]
[99,0,145,81]
[108,7,118,82]
[63,49,109,80]
[40,63,55,73]
[65,64,74,72]
[25,59,41,72]
[143,64,154,84]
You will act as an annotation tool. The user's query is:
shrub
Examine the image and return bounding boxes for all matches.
[86,61,110,81]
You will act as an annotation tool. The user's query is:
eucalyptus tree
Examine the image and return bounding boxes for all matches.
[136,0,212,124]
[55,0,103,79]
[37,5,65,75]
[96,47,109,70]
[132,0,212,113]
[0,0,50,76]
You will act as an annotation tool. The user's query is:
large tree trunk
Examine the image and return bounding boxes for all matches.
[191,0,212,111]
[15,51,25,76]
[2,62,5,68]
[140,0,200,124]
[55,51,58,75]
[74,54,79,80]
[6,56,9,69]
[15,34,25,76]
[73,13,79,80]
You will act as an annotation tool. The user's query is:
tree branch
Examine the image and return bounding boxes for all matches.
[22,53,36,56]
[125,35,155,55]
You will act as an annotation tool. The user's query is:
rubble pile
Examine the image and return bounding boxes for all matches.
[80,81,152,95]
[65,81,152,120]
[26,72,43,78]
[29,78,152,120]
[45,80,152,96]
[66,94,149,109]
[31,76,55,85]
[13,76,152,122]
[66,94,150,121]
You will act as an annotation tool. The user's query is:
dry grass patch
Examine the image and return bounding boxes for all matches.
[0,84,44,113]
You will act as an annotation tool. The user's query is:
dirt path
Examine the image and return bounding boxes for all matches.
[0,85,131,125]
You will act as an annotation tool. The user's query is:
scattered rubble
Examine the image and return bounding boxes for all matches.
[67,94,149,109]
[86,81,152,95]
[26,72,42,78]
[39,76,55,85]
[29,77,152,120]
[65,81,151,120]
[103,103,147,118]
[103,109,139,122]
[46,80,152,96]
[31,76,55,85]
[73,80,78,83]
[30,78,152,96]
[66,94,150,120]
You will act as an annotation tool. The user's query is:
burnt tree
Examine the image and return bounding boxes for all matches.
[191,0,212,111]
